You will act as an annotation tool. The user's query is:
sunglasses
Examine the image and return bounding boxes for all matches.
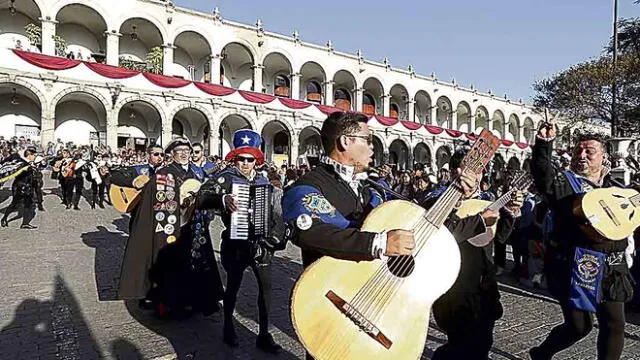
[193,150,202,154]
[150,152,163,157]
[346,134,373,145]
[236,156,256,163]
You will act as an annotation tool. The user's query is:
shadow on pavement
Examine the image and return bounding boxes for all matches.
[0,272,101,359]
[81,216,130,301]
[110,338,144,360]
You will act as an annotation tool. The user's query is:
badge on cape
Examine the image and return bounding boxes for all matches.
[155,212,165,222]
[157,184,165,191]
[167,235,177,244]
[217,177,225,184]
[167,215,177,225]
[153,202,166,211]
[166,201,178,213]
[140,167,150,176]
[164,224,175,235]
[302,193,336,217]
[156,191,166,202]
[296,214,313,231]
[155,223,164,233]
[166,188,176,201]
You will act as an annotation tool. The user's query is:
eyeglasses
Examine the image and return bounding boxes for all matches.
[150,152,162,157]
[236,156,256,163]
[173,148,191,154]
[345,134,373,145]
[193,150,202,154]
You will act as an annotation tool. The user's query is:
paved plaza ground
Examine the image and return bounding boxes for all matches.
[0,175,639,359]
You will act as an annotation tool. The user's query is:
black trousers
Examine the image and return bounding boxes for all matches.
[64,177,83,207]
[90,180,106,206]
[534,300,625,360]
[494,240,506,268]
[34,175,44,208]
[221,241,272,335]
[2,187,35,226]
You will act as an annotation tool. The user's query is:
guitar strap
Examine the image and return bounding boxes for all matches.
[562,170,605,313]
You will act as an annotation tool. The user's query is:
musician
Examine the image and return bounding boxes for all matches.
[529,126,634,360]
[118,138,224,319]
[109,145,164,190]
[33,155,46,212]
[63,149,88,210]
[203,129,282,353]
[52,149,71,205]
[1,147,39,229]
[421,149,523,360]
[86,153,109,209]
[191,142,216,174]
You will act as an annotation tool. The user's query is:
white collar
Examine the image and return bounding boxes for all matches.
[321,156,368,183]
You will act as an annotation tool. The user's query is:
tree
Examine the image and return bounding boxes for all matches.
[145,46,163,74]
[24,23,68,56]
[608,17,640,55]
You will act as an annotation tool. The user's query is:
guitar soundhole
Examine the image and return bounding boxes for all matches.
[386,255,415,278]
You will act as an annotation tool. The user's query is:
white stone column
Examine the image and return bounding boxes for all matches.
[106,111,118,150]
[429,105,437,125]
[162,44,175,76]
[407,99,416,122]
[450,108,457,130]
[382,94,391,117]
[252,64,264,92]
[210,54,221,84]
[161,119,172,147]
[105,32,121,66]
[518,126,525,143]
[324,81,334,106]
[355,88,364,112]
[208,126,219,156]
[40,110,55,145]
[290,137,299,166]
[290,73,301,100]
[40,18,57,56]
[470,113,477,133]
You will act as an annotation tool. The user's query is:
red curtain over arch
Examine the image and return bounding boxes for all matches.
[143,73,191,88]
[14,50,80,70]
[85,62,139,79]
[425,125,444,135]
[238,90,275,104]
[400,120,422,130]
[194,82,237,96]
[279,98,312,109]
[375,115,399,126]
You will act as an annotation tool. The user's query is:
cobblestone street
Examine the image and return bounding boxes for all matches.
[0,176,639,359]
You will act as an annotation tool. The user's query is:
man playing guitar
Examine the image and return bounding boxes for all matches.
[529,122,635,360]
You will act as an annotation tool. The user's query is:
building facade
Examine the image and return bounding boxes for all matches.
[1,0,554,171]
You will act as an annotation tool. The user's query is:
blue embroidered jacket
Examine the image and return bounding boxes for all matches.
[282,164,383,267]
[110,163,156,188]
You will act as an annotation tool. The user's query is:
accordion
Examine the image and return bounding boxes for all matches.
[230,183,283,242]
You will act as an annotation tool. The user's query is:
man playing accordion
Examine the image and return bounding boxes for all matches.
[204,129,284,353]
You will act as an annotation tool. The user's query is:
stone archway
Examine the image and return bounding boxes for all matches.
[219,114,252,158]
[389,138,409,170]
[0,83,43,141]
[413,142,432,169]
[298,126,322,166]
[54,91,107,146]
[371,135,385,167]
[436,145,451,169]
[261,120,291,166]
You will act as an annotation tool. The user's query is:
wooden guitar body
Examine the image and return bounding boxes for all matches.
[577,187,640,241]
[109,175,149,213]
[455,199,496,247]
[291,200,461,360]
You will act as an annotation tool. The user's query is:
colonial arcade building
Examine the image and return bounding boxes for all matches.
[0,0,549,171]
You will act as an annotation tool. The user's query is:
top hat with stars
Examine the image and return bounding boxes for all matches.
[224,129,265,165]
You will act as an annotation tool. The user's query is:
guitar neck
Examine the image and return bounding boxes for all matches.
[631,193,640,207]
[425,184,464,227]
[487,189,514,211]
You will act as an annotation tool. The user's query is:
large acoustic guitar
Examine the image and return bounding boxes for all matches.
[455,171,533,247]
[574,187,640,241]
[290,129,501,360]
[110,175,149,213]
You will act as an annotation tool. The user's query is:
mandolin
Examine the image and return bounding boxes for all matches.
[290,129,501,360]
[573,187,640,241]
[109,175,149,213]
[455,171,533,247]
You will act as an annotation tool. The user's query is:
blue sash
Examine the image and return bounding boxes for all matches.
[569,247,606,312]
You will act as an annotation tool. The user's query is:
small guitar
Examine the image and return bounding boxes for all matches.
[455,171,533,247]
[574,187,640,241]
[110,175,149,213]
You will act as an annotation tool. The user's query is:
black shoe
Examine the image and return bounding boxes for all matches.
[529,346,548,360]
[20,224,37,230]
[90,203,95,209]
[38,206,45,211]
[223,324,239,348]
[73,206,80,211]
[1,219,8,227]
[66,204,71,210]
[256,333,281,354]
[97,202,104,209]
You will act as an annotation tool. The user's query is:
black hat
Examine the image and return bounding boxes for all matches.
[164,137,192,154]
[414,163,425,171]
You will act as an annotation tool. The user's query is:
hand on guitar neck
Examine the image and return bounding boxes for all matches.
[458,168,481,199]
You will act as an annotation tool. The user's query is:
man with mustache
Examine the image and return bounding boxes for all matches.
[529,125,635,360]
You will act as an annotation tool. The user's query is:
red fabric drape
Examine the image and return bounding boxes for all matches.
[445,129,462,137]
[194,82,236,96]
[501,139,514,147]
[375,115,399,126]
[515,142,528,149]
[315,104,343,115]
[279,98,312,109]
[425,125,444,135]
[14,50,80,70]
[85,62,139,79]
[465,133,477,141]
[238,90,275,104]
[142,73,191,88]
[400,120,423,130]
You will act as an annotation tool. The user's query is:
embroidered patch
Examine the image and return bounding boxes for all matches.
[197,236,207,245]
[302,193,336,217]
[167,174,175,187]
[164,224,175,235]
[155,212,165,222]
[156,191,166,202]
[167,215,177,225]
[157,184,165,191]
[155,223,164,233]
[166,235,176,244]
[140,167,150,176]
[166,188,175,201]
[166,200,178,213]
[156,174,167,185]
[296,214,313,230]
[217,177,225,184]
[153,202,166,211]
[577,253,601,284]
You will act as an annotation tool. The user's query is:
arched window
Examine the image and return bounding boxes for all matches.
[390,104,399,119]
[306,81,322,103]
[334,89,351,111]
[363,94,376,115]
[273,131,289,154]
[274,75,290,97]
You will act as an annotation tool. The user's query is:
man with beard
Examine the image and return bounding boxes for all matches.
[117,138,224,319]
[191,142,216,174]
[529,126,635,360]
[204,129,283,353]
[1,147,39,229]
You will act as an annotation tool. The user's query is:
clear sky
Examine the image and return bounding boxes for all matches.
[176,0,640,103]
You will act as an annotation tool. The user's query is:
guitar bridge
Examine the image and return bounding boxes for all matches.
[325,290,392,349]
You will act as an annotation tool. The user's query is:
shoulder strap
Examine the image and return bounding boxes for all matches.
[562,170,585,194]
